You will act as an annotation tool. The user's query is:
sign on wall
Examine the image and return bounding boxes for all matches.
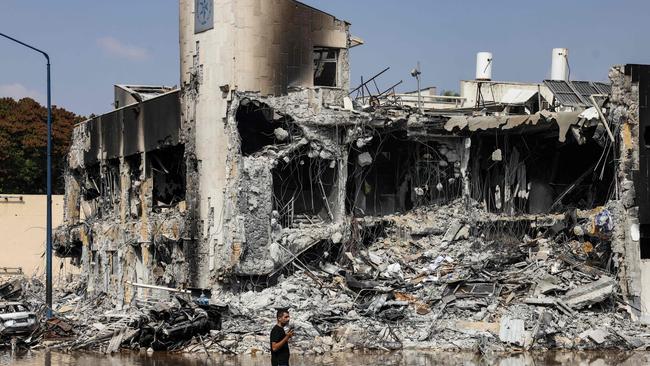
[195,0,214,34]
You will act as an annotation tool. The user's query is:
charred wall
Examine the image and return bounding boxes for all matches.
[54,90,191,304]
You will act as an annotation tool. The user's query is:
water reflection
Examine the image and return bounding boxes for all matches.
[2,350,649,366]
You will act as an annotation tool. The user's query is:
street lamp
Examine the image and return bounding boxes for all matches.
[0,32,53,318]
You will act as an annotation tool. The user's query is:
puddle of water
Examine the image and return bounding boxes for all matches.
[2,350,649,366]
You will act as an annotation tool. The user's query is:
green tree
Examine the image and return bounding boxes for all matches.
[0,97,84,194]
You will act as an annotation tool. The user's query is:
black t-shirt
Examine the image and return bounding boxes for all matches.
[270,324,290,366]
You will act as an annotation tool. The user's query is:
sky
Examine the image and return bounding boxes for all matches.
[0,0,648,116]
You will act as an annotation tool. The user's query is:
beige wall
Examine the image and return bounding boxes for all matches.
[0,195,74,278]
[180,0,349,95]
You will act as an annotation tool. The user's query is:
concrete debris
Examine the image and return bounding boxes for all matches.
[442,220,463,242]
[10,196,650,354]
[499,316,527,347]
[343,97,354,111]
[357,152,373,167]
[534,275,566,295]
[491,148,502,162]
[579,328,609,345]
[453,225,470,241]
[274,128,289,141]
[562,276,616,309]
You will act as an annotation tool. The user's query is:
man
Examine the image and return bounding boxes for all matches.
[270,309,294,366]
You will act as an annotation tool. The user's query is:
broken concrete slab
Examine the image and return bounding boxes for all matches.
[274,127,289,141]
[579,328,609,345]
[357,152,373,167]
[562,276,616,309]
[534,275,566,296]
[453,224,470,241]
[499,316,527,347]
[456,320,500,334]
[524,297,576,316]
[368,252,383,266]
[442,220,463,242]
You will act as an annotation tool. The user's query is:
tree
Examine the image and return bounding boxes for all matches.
[0,97,84,194]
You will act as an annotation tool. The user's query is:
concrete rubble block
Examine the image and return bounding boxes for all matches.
[453,225,470,241]
[442,220,463,242]
[357,152,373,167]
[491,148,503,161]
[384,263,403,279]
[499,316,527,347]
[343,97,353,111]
[355,136,373,148]
[319,262,343,276]
[523,296,576,316]
[534,275,566,295]
[562,276,616,309]
[273,127,289,141]
[367,251,383,266]
[578,328,609,345]
[455,320,500,336]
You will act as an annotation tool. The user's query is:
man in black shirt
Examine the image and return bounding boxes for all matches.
[270,309,294,366]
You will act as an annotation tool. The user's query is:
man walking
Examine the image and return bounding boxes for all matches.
[270,308,294,366]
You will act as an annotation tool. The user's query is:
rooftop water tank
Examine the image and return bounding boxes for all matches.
[551,48,569,81]
[475,52,493,81]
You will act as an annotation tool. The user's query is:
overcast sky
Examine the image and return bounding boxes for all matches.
[1,0,648,116]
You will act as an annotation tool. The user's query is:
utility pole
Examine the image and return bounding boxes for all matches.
[410,62,422,113]
[0,32,53,318]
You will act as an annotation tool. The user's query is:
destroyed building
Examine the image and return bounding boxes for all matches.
[52,0,650,337]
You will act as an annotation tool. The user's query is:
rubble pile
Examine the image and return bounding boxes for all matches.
[180,199,650,355]
[4,199,650,355]
[36,293,225,353]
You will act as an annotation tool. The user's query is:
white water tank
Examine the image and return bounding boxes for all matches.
[475,52,493,81]
[551,48,569,81]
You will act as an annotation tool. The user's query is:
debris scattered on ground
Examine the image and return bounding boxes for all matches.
[4,200,650,355]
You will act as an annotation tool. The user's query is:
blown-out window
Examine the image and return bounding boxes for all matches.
[313,47,338,87]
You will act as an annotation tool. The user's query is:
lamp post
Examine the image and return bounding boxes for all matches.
[0,32,53,318]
